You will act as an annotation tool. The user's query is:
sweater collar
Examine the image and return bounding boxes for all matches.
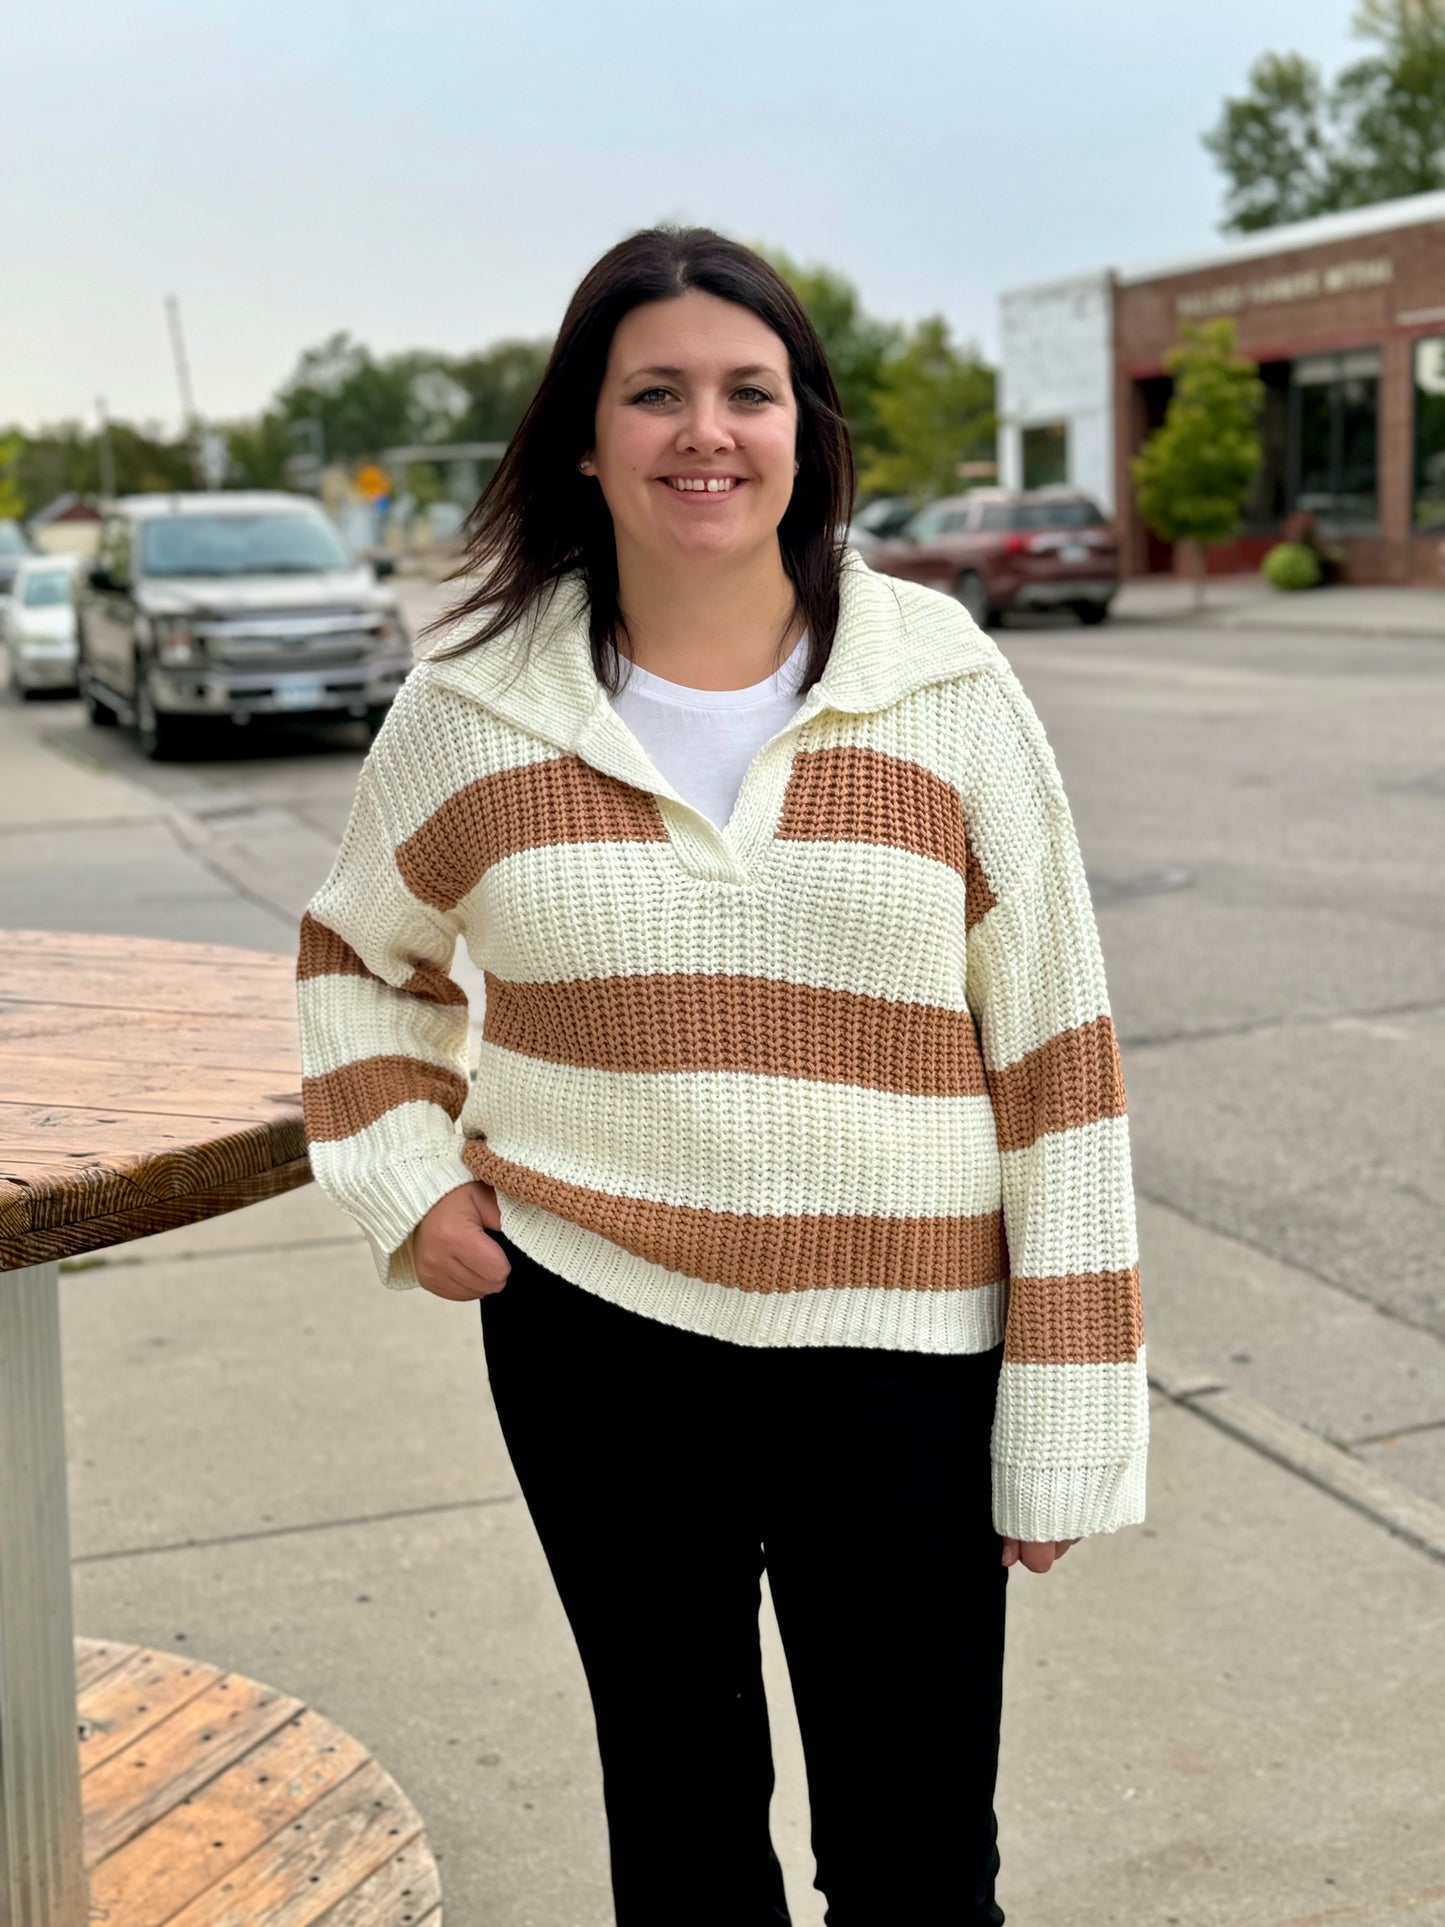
[418,550,997,787]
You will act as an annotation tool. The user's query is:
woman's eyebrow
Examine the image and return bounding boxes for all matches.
[621,362,786,384]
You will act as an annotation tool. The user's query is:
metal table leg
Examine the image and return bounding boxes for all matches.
[0,1261,87,1927]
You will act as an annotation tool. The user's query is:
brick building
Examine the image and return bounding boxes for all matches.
[999,190,1445,583]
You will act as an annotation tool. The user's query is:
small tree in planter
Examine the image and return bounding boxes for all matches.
[1130,318,1263,607]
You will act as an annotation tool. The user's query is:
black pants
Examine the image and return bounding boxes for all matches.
[480,1229,1008,1927]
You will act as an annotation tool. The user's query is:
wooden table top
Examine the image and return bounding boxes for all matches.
[0,929,310,1273]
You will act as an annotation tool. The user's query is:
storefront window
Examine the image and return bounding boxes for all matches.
[1242,362,1290,533]
[1021,422,1067,489]
[1414,337,1445,532]
[1289,351,1380,530]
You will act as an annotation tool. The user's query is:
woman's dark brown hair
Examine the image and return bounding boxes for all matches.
[428,226,855,694]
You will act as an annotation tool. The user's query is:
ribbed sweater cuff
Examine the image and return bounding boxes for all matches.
[348,1153,478,1291]
[992,1448,1147,1543]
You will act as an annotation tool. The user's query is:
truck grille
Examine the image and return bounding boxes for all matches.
[198,610,386,668]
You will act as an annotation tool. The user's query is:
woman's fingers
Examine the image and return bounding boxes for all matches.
[414,1184,510,1299]
[1000,1538,1078,1573]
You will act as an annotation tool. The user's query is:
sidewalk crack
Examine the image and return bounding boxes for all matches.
[72,1491,519,1566]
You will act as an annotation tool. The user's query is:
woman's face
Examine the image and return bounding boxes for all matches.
[585,289,799,572]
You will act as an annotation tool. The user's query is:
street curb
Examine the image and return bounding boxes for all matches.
[1112,601,1445,643]
[159,799,333,929]
[1148,1347,1445,1566]
[1213,613,1445,644]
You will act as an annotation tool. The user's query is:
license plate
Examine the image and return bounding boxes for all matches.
[1060,544,1089,561]
[274,680,325,712]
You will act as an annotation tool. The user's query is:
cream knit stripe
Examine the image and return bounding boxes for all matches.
[297,973,468,1081]
[964,817,1112,1074]
[957,662,1073,909]
[991,1356,1149,1537]
[797,688,972,793]
[992,1356,1148,1463]
[997,1117,1138,1278]
[469,1043,1006,1219]
[306,1114,474,1288]
[499,1197,1009,1353]
[992,1428,1149,1542]
[465,838,971,1005]
[303,769,461,996]
[364,672,564,843]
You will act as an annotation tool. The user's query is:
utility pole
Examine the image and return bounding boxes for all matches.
[95,396,117,502]
[164,294,203,488]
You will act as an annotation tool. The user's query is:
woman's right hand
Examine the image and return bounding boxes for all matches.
[413,1182,512,1301]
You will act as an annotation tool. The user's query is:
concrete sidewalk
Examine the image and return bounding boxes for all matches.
[1113,574,1445,641]
[3,700,1443,1924]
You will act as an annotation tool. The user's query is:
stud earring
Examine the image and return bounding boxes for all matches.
[578,458,592,474]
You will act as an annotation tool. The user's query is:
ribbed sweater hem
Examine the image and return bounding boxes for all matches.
[991,1436,1148,1542]
[356,1153,478,1289]
[497,1196,1009,1353]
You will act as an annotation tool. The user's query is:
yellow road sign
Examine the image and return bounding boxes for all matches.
[356,464,391,501]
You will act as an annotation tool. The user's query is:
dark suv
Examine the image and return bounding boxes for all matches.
[870,487,1118,627]
[75,491,412,758]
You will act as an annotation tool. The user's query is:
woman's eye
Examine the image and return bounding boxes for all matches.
[735,387,772,405]
[629,387,674,406]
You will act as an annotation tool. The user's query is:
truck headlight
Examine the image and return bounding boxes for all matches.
[153,617,200,664]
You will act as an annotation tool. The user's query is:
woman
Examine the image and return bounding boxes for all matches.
[296,227,1147,1926]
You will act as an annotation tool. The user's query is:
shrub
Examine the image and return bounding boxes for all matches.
[1280,509,1346,582]
[1262,541,1323,591]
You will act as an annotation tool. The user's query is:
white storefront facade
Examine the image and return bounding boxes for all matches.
[996,271,1115,512]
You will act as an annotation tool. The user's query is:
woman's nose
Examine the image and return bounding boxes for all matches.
[676,399,734,453]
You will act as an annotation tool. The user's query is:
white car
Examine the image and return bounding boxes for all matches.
[4,554,82,695]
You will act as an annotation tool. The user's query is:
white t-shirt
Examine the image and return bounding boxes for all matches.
[609,637,810,830]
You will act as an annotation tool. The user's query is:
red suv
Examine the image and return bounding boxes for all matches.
[869,488,1118,627]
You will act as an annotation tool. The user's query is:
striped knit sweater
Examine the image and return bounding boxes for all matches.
[297,553,1147,1542]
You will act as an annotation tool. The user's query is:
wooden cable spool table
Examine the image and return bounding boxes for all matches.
[0,930,441,1926]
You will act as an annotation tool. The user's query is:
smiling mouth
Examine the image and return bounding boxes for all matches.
[662,477,744,493]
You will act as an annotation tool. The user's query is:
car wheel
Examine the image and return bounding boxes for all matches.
[1075,601,1110,626]
[135,673,189,761]
[956,571,995,629]
[79,661,121,726]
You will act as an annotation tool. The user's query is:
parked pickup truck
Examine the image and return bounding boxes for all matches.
[75,490,413,758]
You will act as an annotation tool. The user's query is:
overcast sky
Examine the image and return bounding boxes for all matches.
[5,0,1365,436]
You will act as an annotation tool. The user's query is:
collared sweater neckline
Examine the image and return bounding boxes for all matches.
[417,550,999,767]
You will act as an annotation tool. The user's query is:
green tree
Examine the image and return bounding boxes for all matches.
[761,250,900,472]
[1130,320,1264,604]
[1202,52,1342,230]
[0,432,26,520]
[449,339,551,445]
[857,317,996,504]
[221,409,293,489]
[1204,0,1445,230]
[1333,0,1445,202]
[278,333,424,462]
[0,420,191,514]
